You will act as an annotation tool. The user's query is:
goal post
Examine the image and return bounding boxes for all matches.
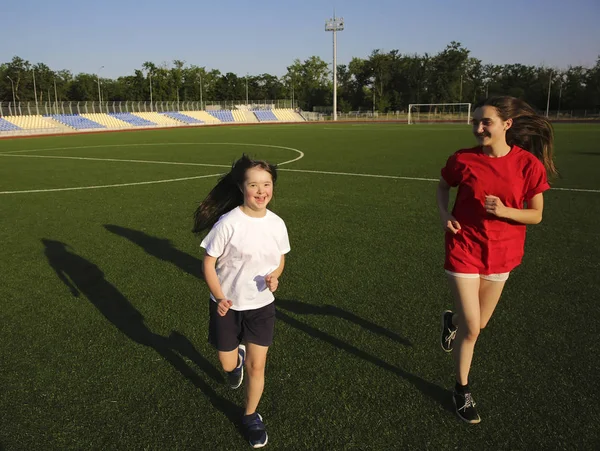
[407,103,471,125]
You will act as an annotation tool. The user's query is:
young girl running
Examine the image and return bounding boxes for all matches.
[193,154,290,448]
[437,96,557,424]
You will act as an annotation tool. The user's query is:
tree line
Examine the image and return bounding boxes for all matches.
[1,42,599,113]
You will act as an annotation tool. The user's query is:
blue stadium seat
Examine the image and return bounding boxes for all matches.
[109,113,156,126]
[51,114,105,129]
[162,112,203,124]
[207,110,235,122]
[0,117,21,131]
[253,110,278,122]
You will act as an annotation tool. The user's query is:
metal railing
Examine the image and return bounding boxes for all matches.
[0,99,298,117]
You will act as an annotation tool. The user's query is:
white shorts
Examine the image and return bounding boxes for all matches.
[445,270,510,282]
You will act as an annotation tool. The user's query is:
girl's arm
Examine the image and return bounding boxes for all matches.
[265,255,285,292]
[202,253,232,316]
[485,193,544,225]
[436,178,461,234]
[270,255,285,279]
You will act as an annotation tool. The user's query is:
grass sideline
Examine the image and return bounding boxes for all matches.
[1,123,599,449]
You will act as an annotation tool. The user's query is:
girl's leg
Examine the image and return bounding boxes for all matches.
[448,275,482,385]
[218,349,239,372]
[244,343,269,415]
[208,299,241,373]
[479,278,507,329]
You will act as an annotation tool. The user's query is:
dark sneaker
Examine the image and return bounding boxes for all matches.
[243,412,268,448]
[441,310,457,352]
[453,390,481,424]
[227,344,246,389]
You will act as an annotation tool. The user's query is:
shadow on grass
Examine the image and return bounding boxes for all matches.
[276,299,453,413]
[104,224,410,345]
[103,225,453,413]
[104,224,203,279]
[41,239,243,431]
[276,299,412,347]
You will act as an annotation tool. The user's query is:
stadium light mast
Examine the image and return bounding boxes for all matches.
[545,70,552,118]
[149,72,154,112]
[371,67,375,115]
[32,68,39,114]
[6,76,16,106]
[97,66,104,113]
[198,73,203,110]
[557,72,565,119]
[325,13,344,121]
[54,78,59,114]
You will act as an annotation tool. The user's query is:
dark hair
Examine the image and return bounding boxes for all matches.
[192,154,277,234]
[475,96,558,178]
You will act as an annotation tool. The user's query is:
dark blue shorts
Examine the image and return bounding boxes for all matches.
[208,299,276,352]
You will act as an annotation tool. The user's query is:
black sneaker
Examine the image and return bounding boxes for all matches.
[243,412,268,448]
[453,390,481,424]
[441,310,457,352]
[227,344,246,389]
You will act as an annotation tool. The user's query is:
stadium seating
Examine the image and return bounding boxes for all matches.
[108,112,156,126]
[160,112,204,124]
[180,111,220,124]
[207,110,235,122]
[81,113,133,128]
[272,108,305,122]
[0,117,21,131]
[231,110,246,122]
[51,114,105,129]
[0,107,306,135]
[253,110,279,122]
[2,115,58,129]
[131,112,186,126]
[241,110,259,123]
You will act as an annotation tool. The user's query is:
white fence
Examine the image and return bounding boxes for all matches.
[0,99,298,117]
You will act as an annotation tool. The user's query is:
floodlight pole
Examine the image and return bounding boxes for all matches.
[54,78,59,114]
[32,69,39,114]
[7,76,16,106]
[325,14,344,121]
[373,88,375,115]
[198,73,203,110]
[97,65,104,113]
[557,74,564,119]
[371,67,375,115]
[545,70,552,118]
[149,72,153,112]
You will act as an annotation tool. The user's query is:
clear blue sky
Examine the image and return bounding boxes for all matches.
[2,0,599,78]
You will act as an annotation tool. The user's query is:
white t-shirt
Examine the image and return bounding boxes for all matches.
[201,206,291,311]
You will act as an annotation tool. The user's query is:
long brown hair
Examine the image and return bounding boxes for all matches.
[475,96,558,177]
[192,154,278,234]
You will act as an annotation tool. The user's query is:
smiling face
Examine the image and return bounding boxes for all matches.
[472,105,513,149]
[241,167,273,214]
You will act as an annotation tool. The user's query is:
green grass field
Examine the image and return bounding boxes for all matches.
[1,123,599,450]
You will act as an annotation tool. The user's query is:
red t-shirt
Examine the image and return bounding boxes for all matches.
[441,145,550,274]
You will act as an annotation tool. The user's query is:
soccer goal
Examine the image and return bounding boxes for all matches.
[407,103,471,125]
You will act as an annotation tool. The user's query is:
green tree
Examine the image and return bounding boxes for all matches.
[284,56,330,110]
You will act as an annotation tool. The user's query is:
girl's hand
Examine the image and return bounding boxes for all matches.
[485,195,507,218]
[265,274,279,292]
[442,212,461,234]
[217,299,233,316]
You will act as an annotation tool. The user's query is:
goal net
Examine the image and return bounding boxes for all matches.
[407,103,471,124]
